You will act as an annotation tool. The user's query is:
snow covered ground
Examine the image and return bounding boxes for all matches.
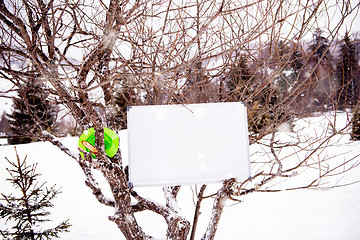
[1,112,360,239]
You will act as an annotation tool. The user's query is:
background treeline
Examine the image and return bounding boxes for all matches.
[2,29,360,144]
[107,29,360,141]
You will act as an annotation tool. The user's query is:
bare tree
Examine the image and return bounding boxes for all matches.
[1,0,360,239]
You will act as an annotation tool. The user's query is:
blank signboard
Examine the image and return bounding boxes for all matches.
[127,102,250,187]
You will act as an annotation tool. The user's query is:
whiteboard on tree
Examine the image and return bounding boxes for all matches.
[127,102,250,187]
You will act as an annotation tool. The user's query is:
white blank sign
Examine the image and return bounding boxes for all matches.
[127,102,250,187]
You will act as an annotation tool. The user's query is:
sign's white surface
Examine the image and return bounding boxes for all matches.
[127,102,250,187]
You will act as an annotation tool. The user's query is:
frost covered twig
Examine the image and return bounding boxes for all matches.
[40,130,78,160]
[163,186,182,214]
[78,159,116,207]
[270,131,283,175]
[132,189,191,240]
[201,180,234,240]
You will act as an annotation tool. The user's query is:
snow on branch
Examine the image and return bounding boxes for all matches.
[201,179,234,240]
[132,190,191,239]
[79,159,116,208]
[163,186,183,214]
[40,130,78,160]
[131,193,170,217]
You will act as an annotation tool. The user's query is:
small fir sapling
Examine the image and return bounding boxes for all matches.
[0,147,71,239]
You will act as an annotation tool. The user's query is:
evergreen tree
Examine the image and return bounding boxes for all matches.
[306,29,336,109]
[272,41,295,94]
[275,42,305,105]
[289,43,304,78]
[227,56,253,102]
[7,79,56,145]
[336,32,360,108]
[0,148,71,239]
[351,107,360,141]
[309,28,333,66]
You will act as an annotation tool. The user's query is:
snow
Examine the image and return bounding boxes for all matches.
[0,140,123,240]
[0,78,14,115]
[1,112,360,239]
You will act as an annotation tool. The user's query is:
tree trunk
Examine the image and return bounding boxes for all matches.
[167,217,191,240]
[201,181,231,240]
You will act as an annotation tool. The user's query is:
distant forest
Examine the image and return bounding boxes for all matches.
[1,29,360,143]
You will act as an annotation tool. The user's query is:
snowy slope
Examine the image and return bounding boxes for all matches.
[0,139,123,240]
[1,113,360,240]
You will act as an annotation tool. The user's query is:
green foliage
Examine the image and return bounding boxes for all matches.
[247,101,271,135]
[289,44,304,76]
[273,42,304,96]
[336,32,360,108]
[0,148,71,239]
[299,29,336,111]
[351,108,360,141]
[7,80,56,145]
[309,28,333,65]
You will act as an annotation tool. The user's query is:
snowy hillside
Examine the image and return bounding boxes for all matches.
[1,112,360,239]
